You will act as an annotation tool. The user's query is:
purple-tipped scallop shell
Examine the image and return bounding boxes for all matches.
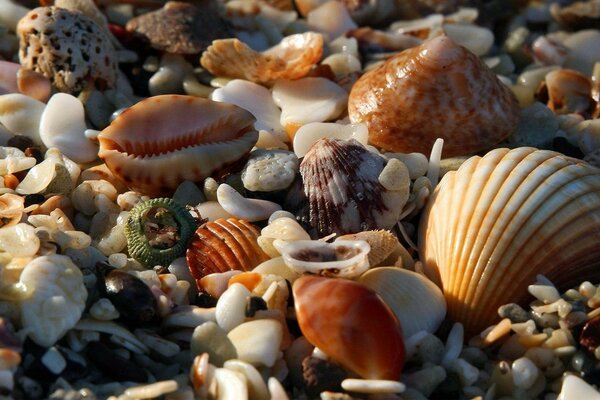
[298,138,409,237]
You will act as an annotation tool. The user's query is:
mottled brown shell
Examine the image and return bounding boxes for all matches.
[186,218,269,289]
[348,35,520,157]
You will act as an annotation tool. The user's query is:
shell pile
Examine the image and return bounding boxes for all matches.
[1,0,600,399]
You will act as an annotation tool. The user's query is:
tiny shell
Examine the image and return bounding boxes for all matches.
[281,240,370,278]
[97,95,258,196]
[358,267,446,338]
[544,69,593,115]
[200,32,323,84]
[420,147,600,335]
[293,275,405,380]
[348,35,520,157]
[186,218,269,289]
[336,230,400,267]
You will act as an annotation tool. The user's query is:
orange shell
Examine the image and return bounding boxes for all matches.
[97,95,258,197]
[293,275,405,380]
[186,218,269,289]
[348,35,520,157]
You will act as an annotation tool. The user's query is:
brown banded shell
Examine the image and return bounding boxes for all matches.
[299,138,409,237]
[420,147,600,335]
[200,32,323,84]
[97,95,258,197]
[348,35,520,157]
[186,218,269,290]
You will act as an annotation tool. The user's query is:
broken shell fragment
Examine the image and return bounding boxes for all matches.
[293,275,405,380]
[420,147,600,335]
[544,69,593,115]
[336,230,400,267]
[281,240,370,278]
[97,95,258,196]
[200,32,323,84]
[348,35,520,157]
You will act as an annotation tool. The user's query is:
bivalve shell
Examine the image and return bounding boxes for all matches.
[97,95,258,196]
[348,35,520,157]
[420,147,600,335]
[186,218,269,289]
[293,275,405,380]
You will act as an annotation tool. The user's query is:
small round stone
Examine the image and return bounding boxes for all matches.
[242,149,299,192]
[512,357,539,389]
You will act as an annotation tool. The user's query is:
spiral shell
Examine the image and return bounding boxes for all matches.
[98,95,258,197]
[186,218,269,289]
[348,35,520,157]
[420,147,600,335]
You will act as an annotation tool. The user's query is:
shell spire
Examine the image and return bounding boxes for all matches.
[348,35,520,157]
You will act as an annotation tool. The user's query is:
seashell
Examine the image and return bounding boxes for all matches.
[550,1,600,31]
[97,95,258,196]
[0,94,45,146]
[217,183,282,222]
[293,122,368,158]
[0,193,24,227]
[306,1,358,40]
[40,93,98,164]
[336,230,400,267]
[200,32,323,85]
[272,78,348,131]
[299,138,409,237]
[419,147,600,335]
[531,36,569,67]
[358,267,446,338]
[543,69,593,115]
[17,7,117,94]
[126,1,232,55]
[0,147,36,176]
[258,216,310,258]
[348,35,520,157]
[281,240,370,278]
[241,150,299,193]
[293,275,405,380]
[186,218,269,288]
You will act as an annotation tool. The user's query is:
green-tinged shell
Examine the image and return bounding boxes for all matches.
[125,198,197,267]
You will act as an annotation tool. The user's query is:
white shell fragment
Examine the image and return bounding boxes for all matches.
[272,78,348,128]
[217,183,281,222]
[0,147,36,175]
[293,122,368,158]
[19,255,87,347]
[0,93,45,146]
[0,223,40,257]
[341,379,406,394]
[227,319,283,367]
[39,93,98,163]
[281,240,370,278]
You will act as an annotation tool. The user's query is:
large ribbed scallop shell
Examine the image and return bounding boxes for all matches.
[419,147,600,335]
[348,35,520,157]
[186,218,269,289]
[97,95,258,197]
[299,138,408,237]
[200,32,323,84]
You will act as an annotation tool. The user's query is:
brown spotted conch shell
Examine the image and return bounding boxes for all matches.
[97,95,258,196]
[420,147,600,335]
[348,35,520,157]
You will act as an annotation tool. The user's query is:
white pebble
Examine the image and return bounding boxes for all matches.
[558,375,600,400]
[41,347,66,375]
[124,380,179,399]
[341,379,405,394]
[529,284,561,303]
[227,319,283,367]
[268,377,289,400]
[442,322,464,367]
[0,93,45,145]
[224,359,270,400]
[216,283,251,332]
[89,298,120,321]
[293,122,368,158]
[217,184,281,222]
[512,357,539,389]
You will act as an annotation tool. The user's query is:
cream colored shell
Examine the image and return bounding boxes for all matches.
[419,147,600,335]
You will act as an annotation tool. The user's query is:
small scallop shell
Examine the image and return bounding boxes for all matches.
[293,275,405,380]
[280,240,370,278]
[186,218,269,289]
[97,95,258,197]
[348,35,520,157]
[420,147,600,335]
[200,32,323,84]
[337,230,400,267]
[358,267,446,338]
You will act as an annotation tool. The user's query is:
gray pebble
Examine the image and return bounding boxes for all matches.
[411,334,445,365]
[242,149,299,192]
[498,303,529,323]
[403,365,446,397]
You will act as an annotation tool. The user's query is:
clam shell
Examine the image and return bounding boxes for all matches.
[348,35,520,157]
[186,218,269,289]
[97,95,258,196]
[293,275,405,380]
[419,147,600,335]
[299,138,409,237]
[358,267,446,338]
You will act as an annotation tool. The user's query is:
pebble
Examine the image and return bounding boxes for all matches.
[0,94,46,146]
[293,122,368,158]
[242,149,299,192]
[216,283,251,332]
[512,357,540,389]
[403,365,446,397]
[224,359,270,400]
[89,298,120,321]
[191,321,237,367]
[227,319,283,368]
[41,347,67,375]
[558,375,600,400]
[216,183,281,222]
[499,303,530,323]
[509,102,558,149]
[529,284,562,303]
[341,378,405,394]
[306,1,357,40]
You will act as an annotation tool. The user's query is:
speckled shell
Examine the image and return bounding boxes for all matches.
[299,138,406,237]
[186,218,269,289]
[293,275,405,380]
[97,95,258,197]
[348,35,520,157]
[420,147,600,335]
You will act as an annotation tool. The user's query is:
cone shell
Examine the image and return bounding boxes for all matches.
[348,35,520,157]
[299,138,407,237]
[293,275,405,380]
[186,218,269,289]
[419,147,600,335]
[97,95,258,197]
